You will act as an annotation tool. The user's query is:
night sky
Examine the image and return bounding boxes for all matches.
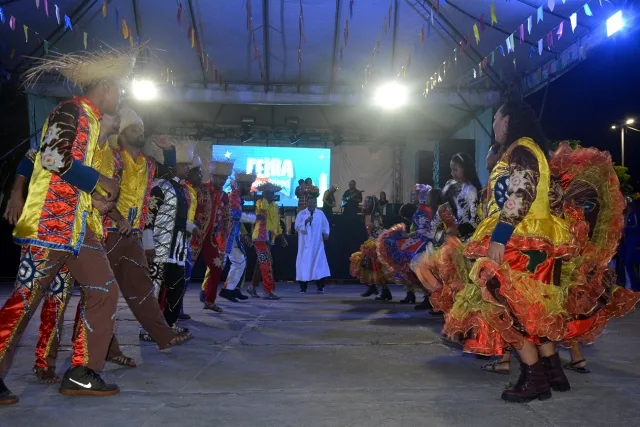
[527,25,640,189]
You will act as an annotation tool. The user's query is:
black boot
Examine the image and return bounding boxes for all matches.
[501,360,552,403]
[59,366,120,397]
[0,379,18,405]
[299,282,308,294]
[400,291,416,304]
[233,289,249,300]
[219,288,239,303]
[541,352,571,392]
[361,285,378,297]
[375,288,393,301]
[414,296,432,310]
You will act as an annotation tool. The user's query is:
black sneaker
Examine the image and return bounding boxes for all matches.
[0,379,18,405]
[219,288,239,303]
[178,313,191,320]
[59,366,119,397]
[233,289,249,300]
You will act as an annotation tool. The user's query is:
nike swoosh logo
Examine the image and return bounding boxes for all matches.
[69,378,92,389]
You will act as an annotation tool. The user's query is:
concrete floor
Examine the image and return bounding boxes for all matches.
[1,284,640,427]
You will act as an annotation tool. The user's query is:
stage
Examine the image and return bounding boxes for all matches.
[1,283,640,426]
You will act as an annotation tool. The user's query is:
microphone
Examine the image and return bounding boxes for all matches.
[308,209,314,226]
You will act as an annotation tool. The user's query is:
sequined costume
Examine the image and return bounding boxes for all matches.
[0,97,121,389]
[350,198,389,287]
[192,181,232,305]
[145,175,191,327]
[442,179,480,240]
[252,195,283,294]
[223,178,257,292]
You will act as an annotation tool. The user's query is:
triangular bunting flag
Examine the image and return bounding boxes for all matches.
[513,58,516,71]
[584,4,593,16]
[538,38,543,55]
[547,31,553,49]
[36,0,40,9]
[519,24,524,43]
[102,0,107,18]
[499,44,505,56]
[44,0,48,16]
[473,23,480,44]
[55,4,60,25]
[490,2,497,26]
[529,45,535,57]
[506,36,512,53]
[548,0,555,12]
[24,25,28,42]
[84,32,87,49]
[570,13,577,32]
[9,15,15,30]
[537,6,543,23]
[557,21,564,39]
[191,27,196,48]
[122,18,129,39]
[129,34,134,47]
[527,16,532,34]
[490,51,495,65]
[509,34,515,52]
[64,15,73,30]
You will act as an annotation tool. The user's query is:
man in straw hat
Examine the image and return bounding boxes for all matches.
[100,107,193,360]
[218,170,260,302]
[0,46,140,403]
[191,158,234,312]
[247,182,288,300]
[144,140,200,333]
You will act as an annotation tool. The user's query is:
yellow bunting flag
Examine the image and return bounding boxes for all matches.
[24,25,28,42]
[191,28,195,48]
[129,34,134,47]
[122,18,129,39]
[102,0,108,18]
[473,23,480,44]
[490,2,497,26]
[83,32,87,49]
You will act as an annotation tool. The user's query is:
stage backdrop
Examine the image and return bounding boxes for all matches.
[330,145,394,208]
[210,144,331,207]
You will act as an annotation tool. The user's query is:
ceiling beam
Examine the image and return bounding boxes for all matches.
[185,0,207,88]
[261,0,271,92]
[13,0,98,73]
[391,0,399,72]
[329,0,342,92]
[31,82,501,108]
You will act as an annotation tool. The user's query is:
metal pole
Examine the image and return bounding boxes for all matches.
[621,126,625,167]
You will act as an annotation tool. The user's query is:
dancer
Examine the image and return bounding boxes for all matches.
[100,108,192,358]
[0,47,140,403]
[4,150,76,385]
[191,158,234,312]
[247,182,288,300]
[350,196,391,300]
[377,184,433,305]
[219,171,258,302]
[145,142,199,331]
[442,153,482,240]
[295,197,331,293]
[179,153,203,319]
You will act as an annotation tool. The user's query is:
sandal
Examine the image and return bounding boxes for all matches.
[33,367,61,384]
[159,331,193,350]
[203,303,223,312]
[480,360,510,375]
[563,359,590,374]
[139,331,156,342]
[172,325,190,334]
[246,287,259,298]
[263,292,281,300]
[107,354,137,368]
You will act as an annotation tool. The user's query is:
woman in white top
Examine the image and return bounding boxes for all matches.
[442,152,482,240]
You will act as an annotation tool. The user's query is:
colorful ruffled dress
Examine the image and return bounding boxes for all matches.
[349,212,388,286]
[376,204,434,288]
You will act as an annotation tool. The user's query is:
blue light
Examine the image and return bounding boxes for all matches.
[606,11,624,37]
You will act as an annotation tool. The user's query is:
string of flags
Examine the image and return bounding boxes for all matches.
[424,0,603,95]
[0,0,177,85]
[361,0,396,88]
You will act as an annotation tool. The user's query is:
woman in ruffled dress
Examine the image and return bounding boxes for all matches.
[350,196,393,300]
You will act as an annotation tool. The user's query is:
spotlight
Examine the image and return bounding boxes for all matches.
[606,11,624,37]
[611,125,617,130]
[132,79,157,101]
[626,118,635,125]
[374,81,408,109]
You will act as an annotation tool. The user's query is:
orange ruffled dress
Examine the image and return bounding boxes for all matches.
[349,212,389,286]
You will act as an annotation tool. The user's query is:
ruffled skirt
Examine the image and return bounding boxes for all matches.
[350,238,388,286]
[376,224,430,290]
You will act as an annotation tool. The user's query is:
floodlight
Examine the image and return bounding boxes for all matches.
[132,80,157,101]
[374,82,408,109]
[606,11,624,37]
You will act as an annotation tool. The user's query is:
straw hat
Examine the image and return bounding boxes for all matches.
[233,169,257,184]
[23,46,142,88]
[257,182,282,193]
[210,158,234,177]
[118,107,144,134]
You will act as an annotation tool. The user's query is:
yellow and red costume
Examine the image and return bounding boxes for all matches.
[350,197,389,286]
[252,196,282,293]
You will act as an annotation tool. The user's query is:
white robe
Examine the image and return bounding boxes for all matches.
[295,208,331,282]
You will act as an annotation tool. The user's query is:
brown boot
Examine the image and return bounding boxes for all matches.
[501,360,552,403]
[541,352,571,392]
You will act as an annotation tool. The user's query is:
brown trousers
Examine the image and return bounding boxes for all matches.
[103,233,176,356]
[0,230,119,374]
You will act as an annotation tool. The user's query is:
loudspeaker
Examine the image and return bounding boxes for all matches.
[438,139,475,188]
[415,150,434,187]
